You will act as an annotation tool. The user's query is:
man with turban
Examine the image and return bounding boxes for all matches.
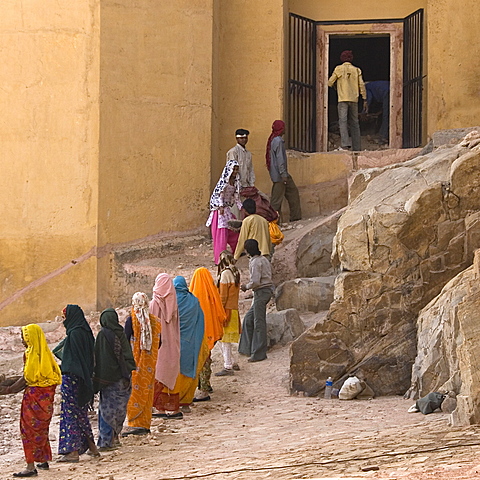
[328,50,367,151]
[265,120,302,223]
[227,128,255,190]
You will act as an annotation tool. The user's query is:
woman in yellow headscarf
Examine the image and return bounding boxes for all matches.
[1,324,61,478]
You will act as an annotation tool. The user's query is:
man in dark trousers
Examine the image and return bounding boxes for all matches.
[265,119,302,222]
[238,239,274,362]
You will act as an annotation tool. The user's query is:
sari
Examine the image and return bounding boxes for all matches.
[126,293,161,430]
[171,276,209,406]
[20,324,61,463]
[57,305,96,455]
[93,309,136,447]
[150,274,181,412]
[189,268,226,394]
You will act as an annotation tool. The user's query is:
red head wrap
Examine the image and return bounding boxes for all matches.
[265,120,285,170]
[340,50,353,63]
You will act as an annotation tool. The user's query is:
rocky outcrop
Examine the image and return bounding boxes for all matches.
[407,249,480,426]
[272,209,345,285]
[266,309,305,347]
[275,277,335,313]
[291,136,480,397]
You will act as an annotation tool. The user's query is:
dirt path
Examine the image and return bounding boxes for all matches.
[1,340,480,480]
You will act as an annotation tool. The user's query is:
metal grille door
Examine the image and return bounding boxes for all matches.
[287,13,317,152]
[403,9,424,148]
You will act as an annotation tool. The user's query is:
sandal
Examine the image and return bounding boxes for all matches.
[13,470,38,478]
[121,427,150,437]
[57,455,79,463]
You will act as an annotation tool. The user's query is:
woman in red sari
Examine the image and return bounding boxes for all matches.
[0,324,61,477]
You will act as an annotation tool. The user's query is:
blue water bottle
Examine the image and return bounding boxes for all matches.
[324,377,333,399]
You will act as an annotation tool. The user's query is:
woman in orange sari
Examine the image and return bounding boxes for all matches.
[123,292,161,436]
[189,267,226,401]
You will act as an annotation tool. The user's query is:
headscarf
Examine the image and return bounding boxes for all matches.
[217,251,240,286]
[340,50,353,62]
[209,159,241,211]
[132,292,152,351]
[150,274,181,390]
[189,268,226,350]
[59,304,95,407]
[22,324,61,388]
[265,120,285,170]
[92,309,136,393]
[173,276,205,378]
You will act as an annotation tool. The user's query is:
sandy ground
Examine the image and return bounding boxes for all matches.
[1,229,480,479]
[1,341,480,480]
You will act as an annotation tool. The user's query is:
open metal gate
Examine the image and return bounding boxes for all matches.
[403,9,424,148]
[287,13,317,152]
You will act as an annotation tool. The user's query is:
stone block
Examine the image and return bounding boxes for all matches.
[266,308,305,348]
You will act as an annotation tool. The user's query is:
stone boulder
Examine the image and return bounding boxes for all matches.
[272,210,345,285]
[275,277,335,313]
[291,135,480,397]
[407,249,480,426]
[266,308,305,347]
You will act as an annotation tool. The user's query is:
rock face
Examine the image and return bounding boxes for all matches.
[266,309,305,347]
[272,210,345,285]
[275,277,335,313]
[291,137,480,397]
[408,249,480,426]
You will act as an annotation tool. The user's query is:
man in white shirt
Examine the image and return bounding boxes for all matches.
[226,129,255,189]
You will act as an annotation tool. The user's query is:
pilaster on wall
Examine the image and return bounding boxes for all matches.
[213,0,287,194]
[97,1,215,308]
[426,0,480,135]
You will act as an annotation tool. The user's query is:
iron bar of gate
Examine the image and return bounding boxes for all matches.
[403,9,424,148]
[287,13,316,152]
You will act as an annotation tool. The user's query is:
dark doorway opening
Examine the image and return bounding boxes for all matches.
[327,35,390,151]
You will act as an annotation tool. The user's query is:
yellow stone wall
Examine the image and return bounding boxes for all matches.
[213,0,287,195]
[426,0,480,134]
[96,0,215,307]
[289,0,426,20]
[3,0,480,325]
[0,1,100,326]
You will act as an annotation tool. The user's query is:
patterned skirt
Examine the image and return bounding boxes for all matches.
[20,385,56,463]
[58,374,94,455]
[98,378,131,448]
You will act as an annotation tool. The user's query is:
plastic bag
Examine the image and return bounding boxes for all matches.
[338,376,363,400]
[415,392,446,414]
[269,219,284,245]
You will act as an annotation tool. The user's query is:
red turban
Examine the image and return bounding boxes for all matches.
[266,120,285,170]
[340,50,353,63]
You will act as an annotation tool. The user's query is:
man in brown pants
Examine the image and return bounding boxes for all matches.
[265,120,301,222]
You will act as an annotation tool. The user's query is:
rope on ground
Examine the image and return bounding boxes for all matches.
[154,440,480,480]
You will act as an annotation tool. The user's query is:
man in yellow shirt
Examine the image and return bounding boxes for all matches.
[328,50,367,151]
[234,199,272,261]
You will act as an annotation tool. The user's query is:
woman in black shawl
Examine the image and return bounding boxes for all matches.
[53,305,99,462]
[93,309,136,450]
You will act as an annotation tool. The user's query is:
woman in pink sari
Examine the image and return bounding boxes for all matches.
[150,273,182,419]
[206,160,243,264]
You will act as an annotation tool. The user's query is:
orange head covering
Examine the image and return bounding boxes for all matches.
[189,268,226,350]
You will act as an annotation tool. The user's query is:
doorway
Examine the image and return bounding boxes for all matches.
[287,10,424,152]
[328,35,390,151]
